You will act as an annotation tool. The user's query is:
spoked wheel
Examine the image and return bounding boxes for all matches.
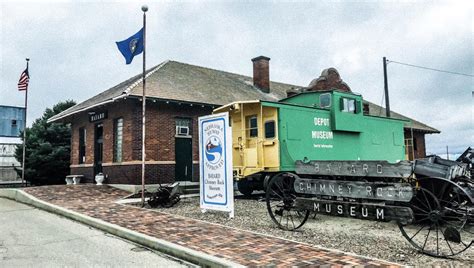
[266,172,309,231]
[398,179,473,257]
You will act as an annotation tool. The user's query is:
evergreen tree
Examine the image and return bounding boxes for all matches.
[15,100,76,185]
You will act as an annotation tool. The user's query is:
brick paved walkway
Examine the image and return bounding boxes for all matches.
[24,185,399,267]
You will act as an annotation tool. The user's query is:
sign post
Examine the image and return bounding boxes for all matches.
[199,112,234,218]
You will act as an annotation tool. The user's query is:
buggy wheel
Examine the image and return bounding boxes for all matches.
[266,172,309,231]
[398,180,473,257]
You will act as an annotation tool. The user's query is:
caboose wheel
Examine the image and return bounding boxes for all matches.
[237,179,254,197]
[398,179,473,257]
[266,172,309,231]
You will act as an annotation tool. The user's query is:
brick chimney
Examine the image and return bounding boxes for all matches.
[252,56,270,93]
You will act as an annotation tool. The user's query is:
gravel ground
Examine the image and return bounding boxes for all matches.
[142,195,473,267]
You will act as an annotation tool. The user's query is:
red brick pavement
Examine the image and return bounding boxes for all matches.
[24,185,399,267]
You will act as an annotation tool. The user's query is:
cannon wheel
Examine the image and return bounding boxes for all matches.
[266,172,310,231]
[398,178,473,257]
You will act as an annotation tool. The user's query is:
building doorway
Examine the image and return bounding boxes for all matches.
[175,118,192,181]
[175,138,192,181]
[94,123,103,176]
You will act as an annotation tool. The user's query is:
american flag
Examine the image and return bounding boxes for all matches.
[18,68,29,91]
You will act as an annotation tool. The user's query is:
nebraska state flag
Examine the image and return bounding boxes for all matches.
[116,28,144,64]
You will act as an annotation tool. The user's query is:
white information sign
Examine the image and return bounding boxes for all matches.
[198,112,234,218]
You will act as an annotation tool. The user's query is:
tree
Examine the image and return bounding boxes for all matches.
[15,100,76,185]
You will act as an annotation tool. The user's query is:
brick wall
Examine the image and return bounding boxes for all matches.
[69,99,212,184]
[70,166,95,183]
[147,102,212,162]
[70,100,136,166]
[101,164,175,184]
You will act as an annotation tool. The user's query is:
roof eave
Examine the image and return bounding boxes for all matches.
[126,95,221,107]
[47,61,170,124]
[213,100,261,113]
[407,128,441,134]
[47,98,120,123]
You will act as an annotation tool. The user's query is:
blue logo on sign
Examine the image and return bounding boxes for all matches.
[205,136,222,165]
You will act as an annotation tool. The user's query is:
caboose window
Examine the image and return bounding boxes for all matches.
[265,120,275,139]
[320,93,331,108]
[248,115,258,137]
[341,98,356,113]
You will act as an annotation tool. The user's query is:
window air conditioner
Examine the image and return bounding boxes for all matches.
[176,126,190,136]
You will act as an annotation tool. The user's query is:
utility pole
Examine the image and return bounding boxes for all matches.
[383,57,391,117]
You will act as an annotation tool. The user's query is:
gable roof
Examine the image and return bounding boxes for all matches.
[364,100,439,133]
[49,60,297,122]
[48,60,439,134]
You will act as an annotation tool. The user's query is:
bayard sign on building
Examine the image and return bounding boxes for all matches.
[199,112,234,218]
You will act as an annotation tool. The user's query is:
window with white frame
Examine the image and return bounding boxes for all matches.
[341,98,356,113]
[114,118,123,162]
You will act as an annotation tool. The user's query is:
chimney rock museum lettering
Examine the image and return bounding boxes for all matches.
[294,178,413,202]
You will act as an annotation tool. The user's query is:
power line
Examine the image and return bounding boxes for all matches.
[427,150,467,156]
[387,60,474,77]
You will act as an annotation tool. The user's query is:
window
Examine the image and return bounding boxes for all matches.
[175,118,192,137]
[341,98,356,113]
[79,128,86,164]
[247,115,258,137]
[320,94,331,108]
[264,121,275,139]
[11,120,17,127]
[113,118,123,162]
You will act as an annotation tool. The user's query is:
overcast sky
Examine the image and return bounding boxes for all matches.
[0,1,472,156]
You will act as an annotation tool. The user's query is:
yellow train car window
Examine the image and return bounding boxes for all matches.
[247,115,258,137]
[265,120,275,139]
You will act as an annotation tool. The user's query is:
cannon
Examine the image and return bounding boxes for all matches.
[147,182,181,208]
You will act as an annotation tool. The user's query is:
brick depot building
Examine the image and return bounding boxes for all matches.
[49,57,439,185]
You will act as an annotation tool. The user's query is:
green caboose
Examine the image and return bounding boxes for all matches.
[214,90,407,195]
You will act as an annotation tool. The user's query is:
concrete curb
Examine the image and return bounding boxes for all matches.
[0,189,243,268]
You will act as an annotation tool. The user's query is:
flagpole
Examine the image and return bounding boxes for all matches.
[141,5,148,207]
[21,58,29,186]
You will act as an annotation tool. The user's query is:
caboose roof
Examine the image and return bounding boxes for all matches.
[278,90,439,134]
[279,89,362,102]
